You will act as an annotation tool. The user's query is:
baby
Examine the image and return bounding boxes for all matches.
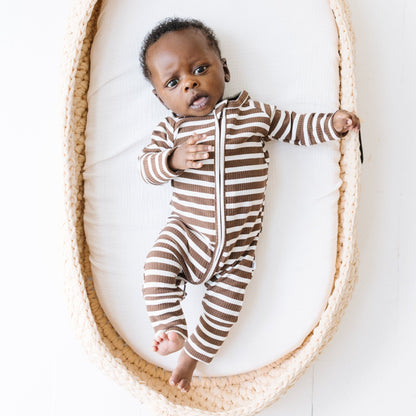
[138,17,360,393]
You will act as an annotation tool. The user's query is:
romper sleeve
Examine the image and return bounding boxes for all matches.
[264,105,346,146]
[138,118,184,185]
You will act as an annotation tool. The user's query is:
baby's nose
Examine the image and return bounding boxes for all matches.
[184,78,199,91]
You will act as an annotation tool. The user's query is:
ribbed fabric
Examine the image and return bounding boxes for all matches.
[139,90,342,363]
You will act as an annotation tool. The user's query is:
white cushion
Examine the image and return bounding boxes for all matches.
[84,0,341,377]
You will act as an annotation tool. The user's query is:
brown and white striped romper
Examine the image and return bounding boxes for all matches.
[139,91,343,363]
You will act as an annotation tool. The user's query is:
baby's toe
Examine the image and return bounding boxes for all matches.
[178,379,191,393]
[169,375,180,387]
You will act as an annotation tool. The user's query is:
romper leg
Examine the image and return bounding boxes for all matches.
[142,217,214,341]
[142,241,188,340]
[184,255,255,363]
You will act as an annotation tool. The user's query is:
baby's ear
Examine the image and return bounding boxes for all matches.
[152,89,168,109]
[221,58,231,82]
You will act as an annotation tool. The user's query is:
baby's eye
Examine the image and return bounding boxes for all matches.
[166,79,178,88]
[194,65,208,75]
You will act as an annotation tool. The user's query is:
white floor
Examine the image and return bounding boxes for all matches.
[0,0,415,415]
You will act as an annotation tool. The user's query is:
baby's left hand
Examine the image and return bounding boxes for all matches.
[333,110,360,134]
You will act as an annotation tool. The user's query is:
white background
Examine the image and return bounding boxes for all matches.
[0,0,415,415]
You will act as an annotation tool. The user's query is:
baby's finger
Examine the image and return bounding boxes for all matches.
[201,142,213,149]
[187,151,209,163]
[351,114,361,130]
[186,160,204,169]
[187,136,200,145]
[195,144,214,153]
[194,132,207,139]
[195,152,210,160]
[187,144,213,154]
[188,132,207,144]
[343,114,360,133]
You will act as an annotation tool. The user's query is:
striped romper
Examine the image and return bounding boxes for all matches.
[139,90,343,363]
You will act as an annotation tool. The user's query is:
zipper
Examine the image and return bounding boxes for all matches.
[203,109,227,283]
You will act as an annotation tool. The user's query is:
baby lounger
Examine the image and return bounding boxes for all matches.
[62,0,361,414]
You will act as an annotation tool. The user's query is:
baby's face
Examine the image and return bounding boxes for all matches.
[146,28,230,117]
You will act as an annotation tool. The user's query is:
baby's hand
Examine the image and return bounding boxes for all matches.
[168,133,213,171]
[333,110,360,134]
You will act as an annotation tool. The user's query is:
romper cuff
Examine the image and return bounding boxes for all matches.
[163,147,185,177]
[139,147,185,185]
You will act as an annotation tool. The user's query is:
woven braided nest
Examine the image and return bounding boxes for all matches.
[62,0,360,414]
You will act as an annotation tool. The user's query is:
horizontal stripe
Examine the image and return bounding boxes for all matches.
[225,141,264,150]
[152,315,187,327]
[224,152,265,161]
[225,174,268,186]
[171,195,215,211]
[225,164,267,174]
[202,298,240,317]
[144,297,182,306]
[147,304,182,317]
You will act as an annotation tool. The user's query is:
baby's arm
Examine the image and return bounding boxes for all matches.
[265,106,360,145]
[139,123,213,184]
[139,119,183,185]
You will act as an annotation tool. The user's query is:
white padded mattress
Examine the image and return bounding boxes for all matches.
[84,0,341,377]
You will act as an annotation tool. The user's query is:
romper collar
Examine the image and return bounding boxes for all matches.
[213,90,250,113]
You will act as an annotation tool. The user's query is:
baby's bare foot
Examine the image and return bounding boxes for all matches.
[169,349,197,393]
[152,331,184,355]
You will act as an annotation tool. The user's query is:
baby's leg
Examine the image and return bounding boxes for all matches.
[169,349,198,393]
[143,242,188,355]
[184,257,253,363]
[170,256,254,392]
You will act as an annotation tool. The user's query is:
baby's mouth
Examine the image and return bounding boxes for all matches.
[189,95,209,109]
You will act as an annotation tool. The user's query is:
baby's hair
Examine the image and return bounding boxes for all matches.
[140,17,221,80]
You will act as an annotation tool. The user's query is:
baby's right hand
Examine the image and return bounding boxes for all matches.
[168,133,213,171]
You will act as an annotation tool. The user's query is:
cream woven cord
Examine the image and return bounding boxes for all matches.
[62,0,360,414]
